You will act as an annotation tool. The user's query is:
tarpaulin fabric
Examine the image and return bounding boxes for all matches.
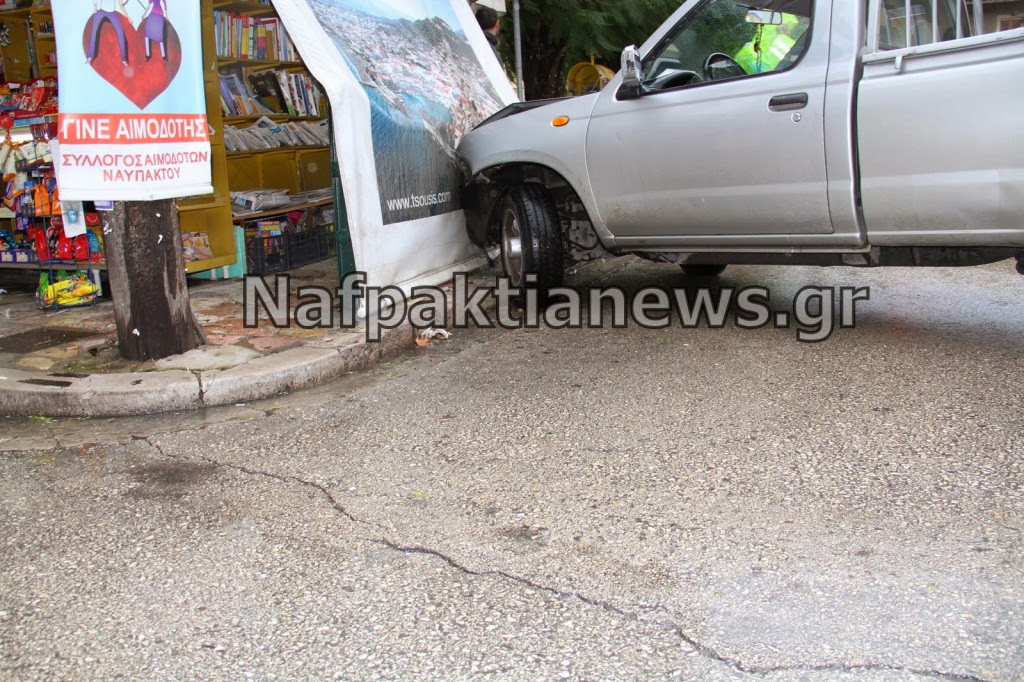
[272,0,517,292]
[51,0,212,201]
[473,0,509,12]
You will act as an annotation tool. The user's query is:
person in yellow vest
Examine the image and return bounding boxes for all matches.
[734,14,801,75]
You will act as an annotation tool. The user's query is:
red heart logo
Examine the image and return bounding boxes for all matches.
[82,12,182,110]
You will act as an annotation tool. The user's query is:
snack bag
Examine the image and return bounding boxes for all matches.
[73,234,90,260]
[39,271,98,308]
[55,233,73,260]
[29,225,49,260]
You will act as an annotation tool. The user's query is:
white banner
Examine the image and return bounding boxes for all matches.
[272,0,517,291]
[52,0,212,201]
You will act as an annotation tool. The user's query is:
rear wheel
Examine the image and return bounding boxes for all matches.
[681,264,727,277]
[499,184,563,297]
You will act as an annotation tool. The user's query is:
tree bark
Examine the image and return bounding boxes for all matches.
[519,33,569,100]
[104,199,202,361]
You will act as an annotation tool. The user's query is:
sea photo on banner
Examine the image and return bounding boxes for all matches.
[272,0,517,292]
[51,0,212,201]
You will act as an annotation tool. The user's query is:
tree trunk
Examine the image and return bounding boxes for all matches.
[104,199,202,361]
[519,31,569,100]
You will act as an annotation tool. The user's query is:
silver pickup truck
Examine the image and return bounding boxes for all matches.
[458,0,1024,294]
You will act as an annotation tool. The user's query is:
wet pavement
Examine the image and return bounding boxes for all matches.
[0,259,342,376]
[2,257,1023,680]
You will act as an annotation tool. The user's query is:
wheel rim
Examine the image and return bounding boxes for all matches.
[500,207,524,285]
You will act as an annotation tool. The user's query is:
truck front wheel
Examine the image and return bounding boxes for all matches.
[499,184,563,297]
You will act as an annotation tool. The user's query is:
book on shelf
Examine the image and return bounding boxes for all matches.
[264,70,324,119]
[292,72,310,117]
[300,74,320,117]
[288,72,306,117]
[220,72,250,115]
[214,11,297,62]
[255,219,284,236]
[219,70,275,117]
[275,70,299,116]
[218,75,237,116]
[246,67,289,115]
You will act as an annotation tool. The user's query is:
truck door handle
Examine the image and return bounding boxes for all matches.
[768,93,808,111]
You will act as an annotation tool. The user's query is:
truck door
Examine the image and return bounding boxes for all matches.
[584,0,833,240]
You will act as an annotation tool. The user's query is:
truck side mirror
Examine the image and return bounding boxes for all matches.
[618,45,644,100]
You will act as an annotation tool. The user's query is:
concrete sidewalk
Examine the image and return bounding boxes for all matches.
[0,260,447,417]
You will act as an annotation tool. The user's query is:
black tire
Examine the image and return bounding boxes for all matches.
[498,184,564,298]
[681,264,727,277]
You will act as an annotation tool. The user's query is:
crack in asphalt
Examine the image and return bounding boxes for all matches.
[189,370,205,405]
[142,436,366,527]
[137,436,992,682]
[376,538,989,682]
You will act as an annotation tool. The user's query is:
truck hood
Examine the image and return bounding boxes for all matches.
[473,97,572,130]
[458,93,602,177]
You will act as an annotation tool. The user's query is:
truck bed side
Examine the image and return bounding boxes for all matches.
[857,28,1024,246]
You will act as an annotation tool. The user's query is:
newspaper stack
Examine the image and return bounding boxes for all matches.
[230,188,293,213]
[223,117,331,152]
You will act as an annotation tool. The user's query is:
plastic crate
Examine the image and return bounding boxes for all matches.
[245,233,289,274]
[316,223,336,259]
[286,229,321,269]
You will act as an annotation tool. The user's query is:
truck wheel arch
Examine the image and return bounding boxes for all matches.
[463,163,592,248]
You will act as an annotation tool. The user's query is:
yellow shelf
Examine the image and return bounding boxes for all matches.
[226,145,327,157]
[216,57,303,69]
[213,0,276,14]
[176,196,230,212]
[232,196,331,221]
[185,254,236,274]
[0,259,106,271]
[223,114,324,124]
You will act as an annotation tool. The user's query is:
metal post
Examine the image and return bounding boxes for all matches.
[513,0,524,100]
[905,0,912,46]
[866,0,881,53]
[328,116,356,289]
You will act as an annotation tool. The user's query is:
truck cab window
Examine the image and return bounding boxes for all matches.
[643,0,813,91]
[876,0,974,49]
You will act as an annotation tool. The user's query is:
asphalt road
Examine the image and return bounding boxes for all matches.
[2,257,1023,680]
